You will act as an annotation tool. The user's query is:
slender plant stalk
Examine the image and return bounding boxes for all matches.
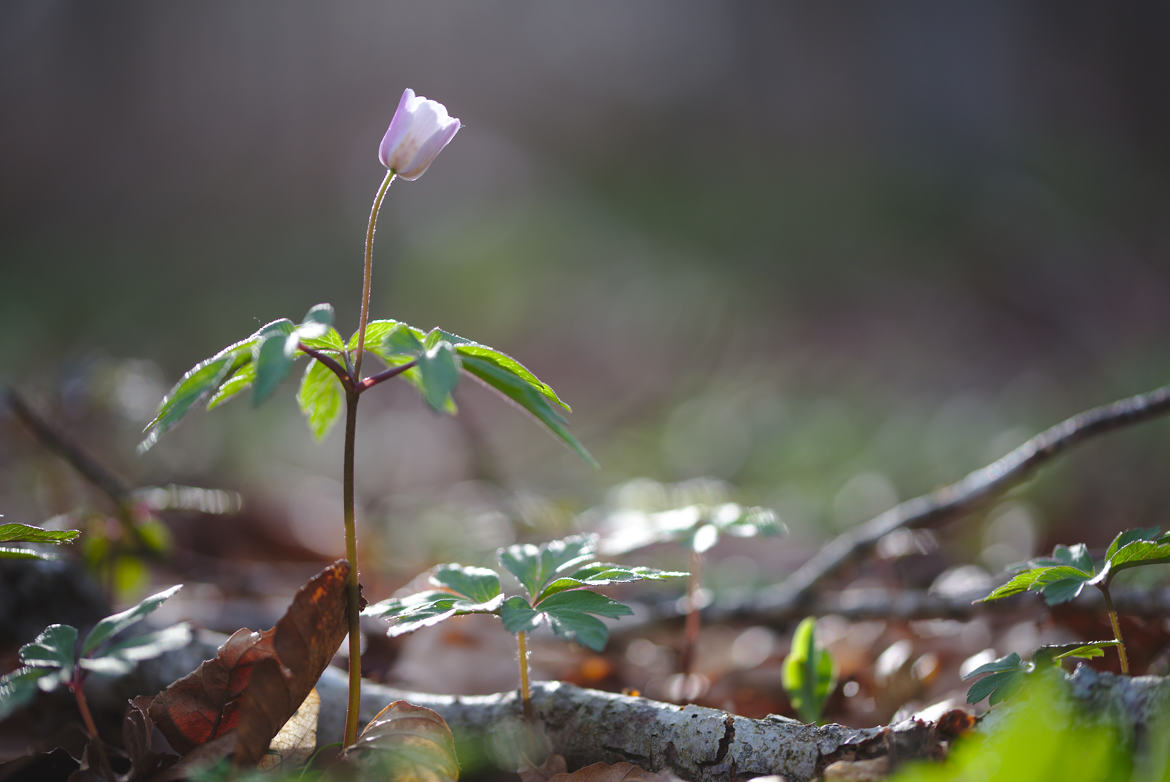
[340,169,397,746]
[353,170,395,379]
[518,631,533,720]
[680,549,703,676]
[1099,585,1130,674]
[71,672,111,774]
[342,388,362,746]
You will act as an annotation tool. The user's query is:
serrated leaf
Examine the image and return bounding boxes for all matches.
[441,332,569,410]
[0,667,61,719]
[140,340,253,451]
[20,623,78,670]
[978,565,1093,603]
[350,319,420,352]
[1105,527,1162,561]
[0,523,80,545]
[782,617,836,723]
[300,327,347,353]
[498,535,599,599]
[499,596,542,635]
[460,354,595,466]
[364,588,503,637]
[297,358,345,440]
[0,523,80,560]
[383,324,426,357]
[537,563,688,601]
[1051,543,1094,573]
[82,584,182,657]
[302,303,334,329]
[961,652,1023,680]
[544,608,611,652]
[966,669,1025,705]
[1106,539,1170,571]
[206,361,257,410]
[430,564,502,603]
[1051,641,1120,662]
[253,334,298,405]
[417,341,461,413]
[80,623,193,676]
[1039,576,1089,605]
[535,590,633,652]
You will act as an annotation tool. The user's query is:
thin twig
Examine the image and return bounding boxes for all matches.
[612,585,1170,634]
[5,387,132,505]
[759,382,1170,613]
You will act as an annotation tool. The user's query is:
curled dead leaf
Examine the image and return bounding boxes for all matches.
[148,560,349,766]
[344,700,459,782]
[258,688,320,771]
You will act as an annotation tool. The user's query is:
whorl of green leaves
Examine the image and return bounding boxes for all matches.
[140,306,592,463]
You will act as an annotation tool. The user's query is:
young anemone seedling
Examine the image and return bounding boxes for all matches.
[977,527,1170,674]
[597,500,784,676]
[0,586,189,772]
[363,534,686,718]
[138,89,593,746]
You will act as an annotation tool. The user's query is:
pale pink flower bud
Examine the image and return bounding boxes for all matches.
[377,88,461,180]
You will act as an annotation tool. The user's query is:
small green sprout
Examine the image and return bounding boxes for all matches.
[594,485,784,679]
[0,585,190,773]
[963,641,1121,706]
[978,527,1170,674]
[364,534,686,718]
[781,616,837,723]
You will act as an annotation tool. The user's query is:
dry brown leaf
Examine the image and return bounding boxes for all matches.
[344,700,459,782]
[148,560,349,766]
[547,761,679,782]
[258,688,320,771]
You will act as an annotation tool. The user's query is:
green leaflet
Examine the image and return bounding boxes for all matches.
[0,522,80,561]
[460,355,595,466]
[297,357,345,440]
[139,340,253,452]
[431,564,502,604]
[82,584,182,655]
[498,535,598,600]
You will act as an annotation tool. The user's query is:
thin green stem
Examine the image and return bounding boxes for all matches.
[353,170,395,380]
[71,671,111,775]
[680,549,702,676]
[1099,584,1130,674]
[342,388,362,746]
[518,631,533,721]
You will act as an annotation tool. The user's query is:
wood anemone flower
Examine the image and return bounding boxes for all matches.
[377,88,461,180]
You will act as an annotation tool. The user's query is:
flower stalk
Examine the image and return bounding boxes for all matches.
[340,89,460,746]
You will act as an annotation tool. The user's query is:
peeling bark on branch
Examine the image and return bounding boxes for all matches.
[108,631,1170,782]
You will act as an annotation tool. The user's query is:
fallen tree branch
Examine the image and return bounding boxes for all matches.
[760,383,1170,614]
[613,585,1170,632]
[101,630,1169,782]
[106,631,948,782]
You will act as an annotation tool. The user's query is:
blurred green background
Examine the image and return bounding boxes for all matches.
[3,3,1169,579]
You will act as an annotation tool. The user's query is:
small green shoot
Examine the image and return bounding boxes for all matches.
[977,527,1170,674]
[781,616,837,723]
[0,585,189,773]
[596,496,783,678]
[364,534,685,718]
[964,641,1122,706]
